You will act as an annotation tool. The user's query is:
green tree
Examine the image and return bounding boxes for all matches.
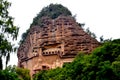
[16,67,31,80]
[86,27,96,39]
[33,70,47,80]
[0,69,20,80]
[33,39,120,80]
[0,65,20,80]
[72,39,120,80]
[0,0,19,69]
[0,65,31,80]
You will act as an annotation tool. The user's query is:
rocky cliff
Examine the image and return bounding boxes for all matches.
[17,15,100,76]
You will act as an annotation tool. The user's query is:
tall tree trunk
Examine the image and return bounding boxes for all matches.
[0,57,3,70]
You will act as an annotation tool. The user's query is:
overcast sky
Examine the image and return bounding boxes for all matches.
[7,0,120,66]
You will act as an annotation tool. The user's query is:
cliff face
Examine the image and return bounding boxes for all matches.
[17,16,100,75]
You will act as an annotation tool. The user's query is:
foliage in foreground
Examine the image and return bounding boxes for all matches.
[0,69,19,80]
[0,0,19,69]
[33,39,120,80]
[0,39,120,80]
[16,67,31,80]
[0,65,31,80]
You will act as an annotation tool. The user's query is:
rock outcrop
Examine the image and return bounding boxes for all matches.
[17,16,100,76]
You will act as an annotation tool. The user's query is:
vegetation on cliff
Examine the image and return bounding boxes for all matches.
[20,4,96,45]
[1,0,120,80]
[1,39,120,80]
[31,4,72,26]
[33,39,120,80]
[20,4,72,44]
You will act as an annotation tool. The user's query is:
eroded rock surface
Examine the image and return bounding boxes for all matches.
[17,16,100,76]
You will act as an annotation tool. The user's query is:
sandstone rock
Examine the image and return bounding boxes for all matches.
[17,15,100,76]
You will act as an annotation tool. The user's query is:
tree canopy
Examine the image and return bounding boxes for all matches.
[1,39,120,80]
[0,0,19,69]
[33,39,120,80]
[31,4,72,26]
[0,65,31,80]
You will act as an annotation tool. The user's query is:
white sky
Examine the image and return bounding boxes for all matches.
[7,0,120,66]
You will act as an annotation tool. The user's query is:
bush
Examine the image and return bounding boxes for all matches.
[33,39,120,80]
[0,70,20,80]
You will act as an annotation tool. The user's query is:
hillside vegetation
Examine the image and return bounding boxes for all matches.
[31,4,72,26]
[0,39,120,80]
[1,1,120,80]
[33,39,120,80]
